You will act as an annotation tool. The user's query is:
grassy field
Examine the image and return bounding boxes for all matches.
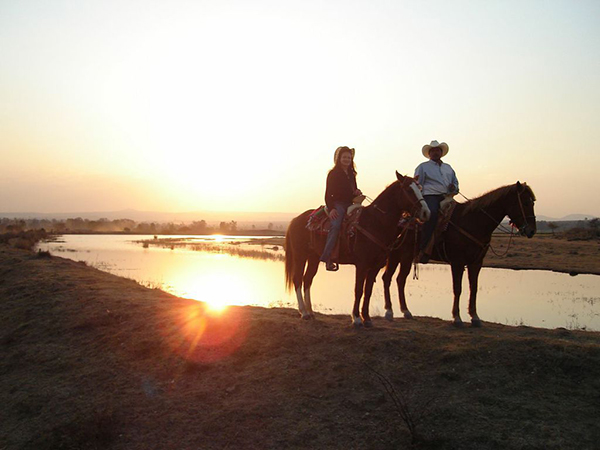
[1,244,599,449]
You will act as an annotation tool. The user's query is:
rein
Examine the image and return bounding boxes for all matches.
[366,180,427,219]
[514,189,536,230]
[354,223,394,252]
[364,196,387,215]
[358,180,425,252]
[447,219,489,249]
[453,186,533,258]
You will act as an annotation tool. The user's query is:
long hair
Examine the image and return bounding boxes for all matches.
[332,146,357,176]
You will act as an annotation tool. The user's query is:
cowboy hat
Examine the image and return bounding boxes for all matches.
[422,140,449,158]
[334,146,355,164]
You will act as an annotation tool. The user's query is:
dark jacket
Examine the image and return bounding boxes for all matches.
[325,167,357,209]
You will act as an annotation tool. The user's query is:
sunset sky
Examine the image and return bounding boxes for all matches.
[1,0,598,219]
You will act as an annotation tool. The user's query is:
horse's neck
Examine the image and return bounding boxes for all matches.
[363,193,402,239]
[458,196,509,239]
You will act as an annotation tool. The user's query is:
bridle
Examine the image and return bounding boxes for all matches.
[510,189,536,234]
[456,186,535,235]
[369,179,427,219]
[403,180,429,219]
[357,179,427,251]
[446,185,535,259]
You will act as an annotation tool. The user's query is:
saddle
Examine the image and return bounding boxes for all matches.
[397,197,458,252]
[306,205,363,262]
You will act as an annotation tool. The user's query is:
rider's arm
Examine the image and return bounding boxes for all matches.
[451,169,459,194]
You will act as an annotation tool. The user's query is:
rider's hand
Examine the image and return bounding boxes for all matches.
[329,209,339,220]
[354,189,362,196]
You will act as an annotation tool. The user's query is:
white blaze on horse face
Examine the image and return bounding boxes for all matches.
[410,182,431,221]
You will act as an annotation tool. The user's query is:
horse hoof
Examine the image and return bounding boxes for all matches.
[471,319,482,328]
[403,311,414,320]
[301,313,311,320]
[452,320,464,328]
[351,315,363,328]
[363,319,373,328]
[384,310,394,322]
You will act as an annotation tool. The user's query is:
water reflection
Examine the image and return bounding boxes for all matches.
[37,235,600,331]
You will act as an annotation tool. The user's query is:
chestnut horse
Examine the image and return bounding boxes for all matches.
[382,182,536,327]
[285,172,430,327]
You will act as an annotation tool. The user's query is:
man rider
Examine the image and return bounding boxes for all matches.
[414,140,459,263]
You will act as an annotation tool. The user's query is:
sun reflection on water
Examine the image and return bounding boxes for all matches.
[149,251,280,310]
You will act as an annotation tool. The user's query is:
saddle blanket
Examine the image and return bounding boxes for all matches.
[306,205,362,237]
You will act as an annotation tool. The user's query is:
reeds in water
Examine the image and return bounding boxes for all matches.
[136,238,285,262]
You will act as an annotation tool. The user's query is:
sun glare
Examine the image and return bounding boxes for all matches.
[205,298,229,313]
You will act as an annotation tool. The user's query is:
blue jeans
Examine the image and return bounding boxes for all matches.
[421,195,444,251]
[320,202,348,262]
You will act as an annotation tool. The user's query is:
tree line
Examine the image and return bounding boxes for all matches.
[0,218,282,235]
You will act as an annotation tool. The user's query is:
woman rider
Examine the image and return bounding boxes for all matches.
[320,146,362,271]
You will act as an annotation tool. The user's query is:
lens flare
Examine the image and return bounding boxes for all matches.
[166,302,248,364]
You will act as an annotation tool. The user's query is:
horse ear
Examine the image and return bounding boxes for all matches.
[396,171,404,181]
[516,181,522,192]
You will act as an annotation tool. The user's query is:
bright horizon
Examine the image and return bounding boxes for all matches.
[1,0,599,218]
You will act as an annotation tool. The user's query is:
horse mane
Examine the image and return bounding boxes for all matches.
[370,174,418,204]
[459,183,535,217]
[370,180,401,205]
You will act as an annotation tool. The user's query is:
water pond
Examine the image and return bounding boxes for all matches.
[37,234,600,331]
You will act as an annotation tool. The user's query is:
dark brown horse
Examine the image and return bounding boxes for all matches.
[382,182,536,327]
[285,172,431,327]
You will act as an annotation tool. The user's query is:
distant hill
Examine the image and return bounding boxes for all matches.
[537,214,598,221]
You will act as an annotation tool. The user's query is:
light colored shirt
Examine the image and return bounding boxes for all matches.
[414,160,459,196]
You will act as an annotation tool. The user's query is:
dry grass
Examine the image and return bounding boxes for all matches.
[0,230,48,251]
[136,237,285,262]
[484,233,600,275]
[1,244,600,449]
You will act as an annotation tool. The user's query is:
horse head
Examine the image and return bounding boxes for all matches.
[508,181,537,238]
[395,171,431,222]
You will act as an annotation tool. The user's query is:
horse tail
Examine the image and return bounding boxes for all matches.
[284,221,294,292]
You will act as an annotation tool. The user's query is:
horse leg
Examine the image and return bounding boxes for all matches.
[450,263,465,327]
[382,255,400,321]
[302,255,320,319]
[396,258,414,319]
[352,266,367,327]
[361,268,380,328]
[467,263,483,327]
[293,258,309,319]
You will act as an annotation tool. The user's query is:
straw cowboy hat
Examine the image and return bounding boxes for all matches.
[422,140,449,158]
[334,146,355,163]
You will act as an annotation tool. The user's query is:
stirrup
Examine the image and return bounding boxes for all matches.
[326,261,339,272]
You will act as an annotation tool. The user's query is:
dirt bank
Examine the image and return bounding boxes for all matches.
[1,245,599,449]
